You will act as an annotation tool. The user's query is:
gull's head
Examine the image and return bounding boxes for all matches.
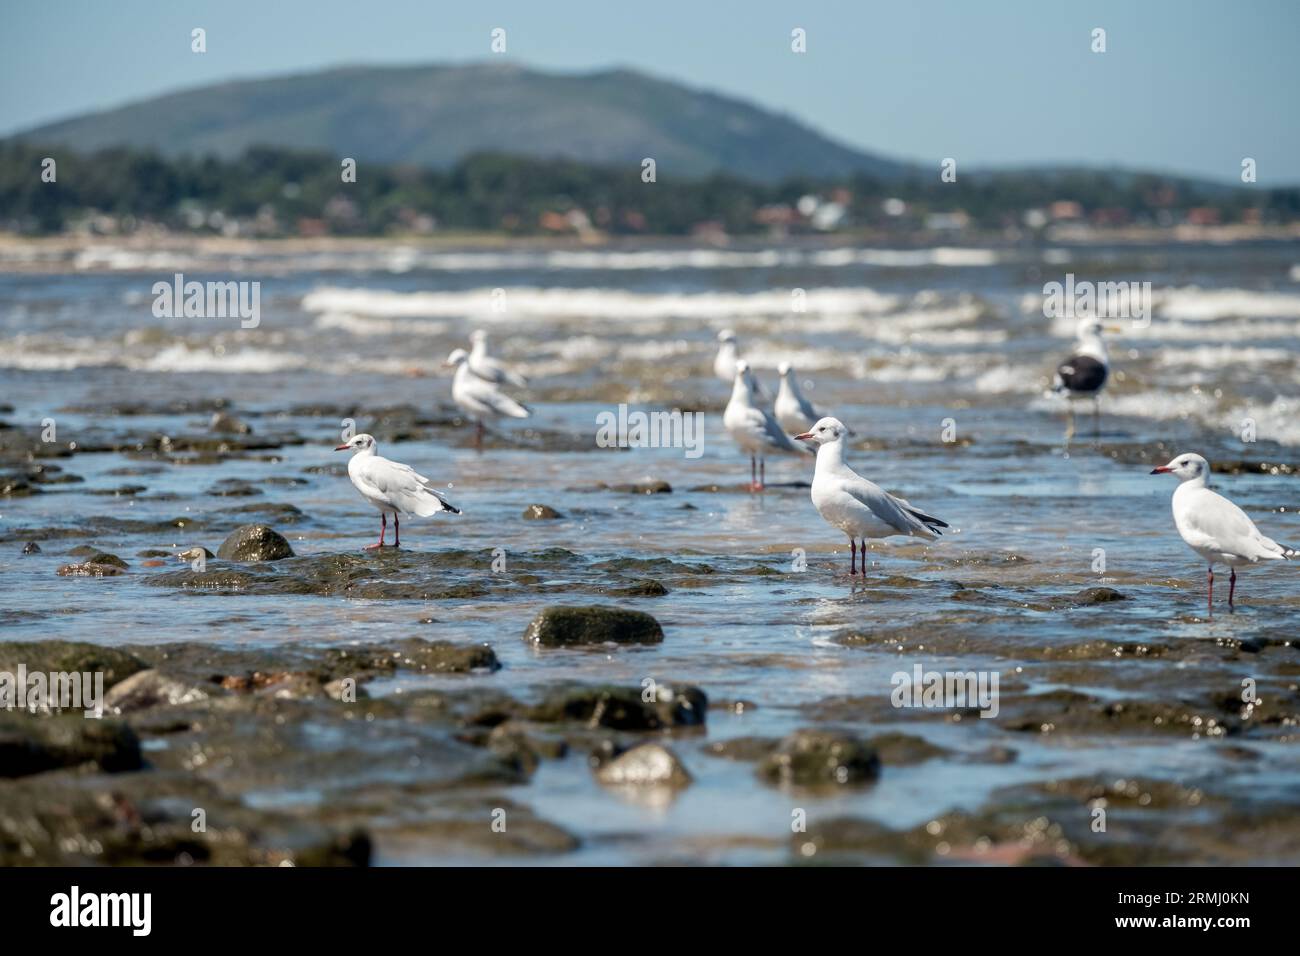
[795,416,848,445]
[444,348,469,368]
[1151,452,1208,481]
[469,329,487,344]
[718,329,737,344]
[335,433,377,453]
[1077,318,1120,341]
[778,361,793,376]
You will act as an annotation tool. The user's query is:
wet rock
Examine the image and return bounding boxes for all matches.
[703,736,779,761]
[0,713,142,777]
[324,677,368,701]
[605,579,669,597]
[484,724,555,777]
[56,562,125,577]
[530,683,707,730]
[791,817,912,863]
[0,774,370,866]
[209,411,252,434]
[524,605,664,647]
[998,689,1242,738]
[522,504,563,520]
[611,477,672,494]
[866,732,950,766]
[963,745,1019,765]
[1052,586,1127,607]
[0,641,146,690]
[20,463,75,484]
[0,475,37,497]
[86,485,146,497]
[216,524,294,562]
[206,479,261,497]
[146,568,257,589]
[324,639,501,676]
[20,542,40,555]
[595,742,692,787]
[103,670,212,714]
[85,551,128,569]
[757,729,880,789]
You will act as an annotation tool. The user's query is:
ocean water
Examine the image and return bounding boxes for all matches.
[2,237,1298,865]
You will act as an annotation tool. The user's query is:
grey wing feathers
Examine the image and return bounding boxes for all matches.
[760,410,811,453]
[843,481,938,536]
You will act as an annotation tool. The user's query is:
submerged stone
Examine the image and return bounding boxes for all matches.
[0,713,142,777]
[522,504,564,520]
[530,683,707,730]
[757,729,880,789]
[524,605,664,647]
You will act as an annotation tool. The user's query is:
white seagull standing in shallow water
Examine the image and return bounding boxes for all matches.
[1052,318,1120,439]
[335,433,460,548]
[445,348,530,449]
[723,360,810,491]
[796,417,948,575]
[1151,452,1296,613]
[468,329,528,388]
[773,361,822,434]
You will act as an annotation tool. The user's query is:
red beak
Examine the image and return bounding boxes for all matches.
[794,432,814,442]
[334,444,350,451]
[1150,466,1171,474]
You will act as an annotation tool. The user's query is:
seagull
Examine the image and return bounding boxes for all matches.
[445,348,530,450]
[1151,452,1296,613]
[714,329,765,398]
[335,433,460,548]
[723,360,811,491]
[468,329,528,388]
[795,417,948,575]
[773,361,822,434]
[714,329,742,385]
[1052,318,1120,439]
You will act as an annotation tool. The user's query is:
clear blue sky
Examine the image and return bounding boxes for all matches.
[3,0,1297,183]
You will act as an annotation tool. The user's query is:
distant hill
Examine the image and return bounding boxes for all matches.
[13,62,914,183]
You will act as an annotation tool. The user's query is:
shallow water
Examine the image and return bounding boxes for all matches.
[2,238,1299,865]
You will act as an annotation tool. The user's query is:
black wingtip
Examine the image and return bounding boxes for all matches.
[908,507,949,530]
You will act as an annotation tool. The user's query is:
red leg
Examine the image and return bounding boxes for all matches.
[859,539,866,576]
[393,514,400,548]
[366,513,387,550]
[850,539,857,576]
[750,455,757,492]
[759,457,766,492]
[1228,569,1236,611]
[1207,566,1213,616]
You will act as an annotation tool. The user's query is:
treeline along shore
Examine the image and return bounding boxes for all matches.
[3,140,1299,239]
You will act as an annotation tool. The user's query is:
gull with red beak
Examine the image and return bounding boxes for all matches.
[335,433,460,549]
[796,417,948,575]
[1151,452,1296,613]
